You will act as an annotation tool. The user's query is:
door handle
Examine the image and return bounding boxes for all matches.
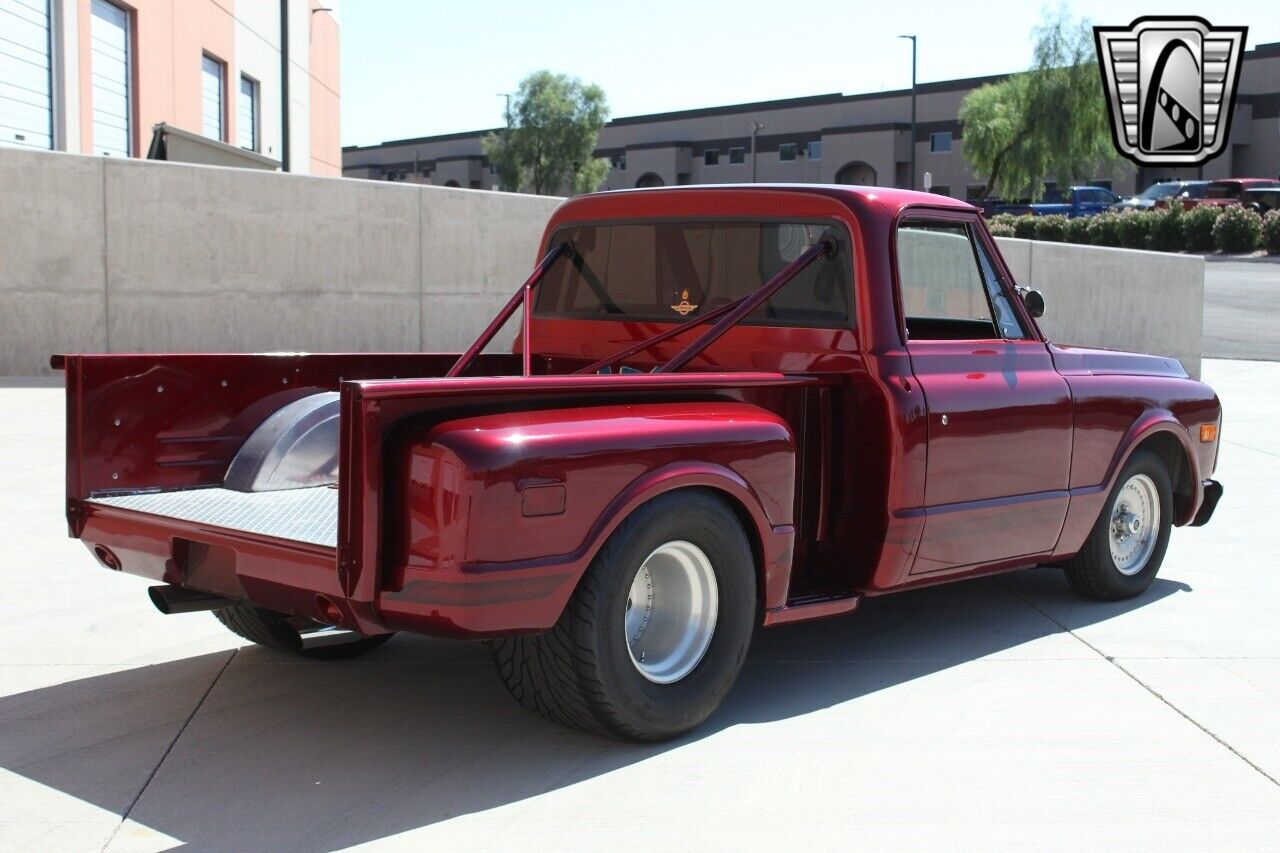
[940,414,950,426]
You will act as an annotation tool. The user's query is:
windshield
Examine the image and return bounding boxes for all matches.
[534,220,853,328]
[1140,183,1181,200]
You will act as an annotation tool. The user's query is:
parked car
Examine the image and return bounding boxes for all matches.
[1115,180,1208,211]
[1176,178,1280,209]
[994,185,1121,217]
[54,185,1224,742]
[1242,187,1280,215]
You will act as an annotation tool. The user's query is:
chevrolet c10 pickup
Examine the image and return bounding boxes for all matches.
[55,184,1223,741]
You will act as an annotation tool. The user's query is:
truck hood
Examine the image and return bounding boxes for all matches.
[1048,344,1188,378]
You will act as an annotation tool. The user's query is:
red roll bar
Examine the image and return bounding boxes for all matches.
[449,235,834,378]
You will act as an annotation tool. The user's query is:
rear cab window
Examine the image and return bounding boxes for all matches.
[535,219,854,328]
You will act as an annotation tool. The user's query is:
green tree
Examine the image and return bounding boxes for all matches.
[483,71,610,196]
[959,8,1125,200]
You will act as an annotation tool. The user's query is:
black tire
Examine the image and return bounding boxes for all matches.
[489,489,757,742]
[213,604,394,660]
[1062,449,1173,601]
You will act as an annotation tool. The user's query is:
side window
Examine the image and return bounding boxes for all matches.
[896,221,1003,341]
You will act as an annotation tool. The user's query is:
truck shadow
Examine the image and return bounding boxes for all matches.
[0,569,1187,851]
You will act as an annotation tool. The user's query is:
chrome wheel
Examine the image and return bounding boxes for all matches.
[1109,473,1161,575]
[624,540,719,684]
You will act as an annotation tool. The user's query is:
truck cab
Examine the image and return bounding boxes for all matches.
[57,185,1222,741]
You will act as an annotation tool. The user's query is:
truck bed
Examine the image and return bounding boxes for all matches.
[91,486,338,548]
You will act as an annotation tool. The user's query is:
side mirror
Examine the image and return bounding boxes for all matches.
[1018,286,1045,318]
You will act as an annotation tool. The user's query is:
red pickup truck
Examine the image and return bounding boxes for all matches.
[56,185,1223,741]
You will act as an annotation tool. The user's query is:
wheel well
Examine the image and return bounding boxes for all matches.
[690,486,766,607]
[1132,431,1194,521]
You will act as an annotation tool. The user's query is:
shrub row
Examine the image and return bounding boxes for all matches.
[986,205,1279,255]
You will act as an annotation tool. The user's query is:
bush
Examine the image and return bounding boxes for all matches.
[1182,204,1222,252]
[1212,204,1263,253]
[1116,210,1156,250]
[1148,205,1186,252]
[1033,215,1068,242]
[1263,210,1280,255]
[987,220,1016,238]
[1064,215,1092,244]
[1086,212,1123,247]
[987,213,1019,231]
[1012,215,1038,239]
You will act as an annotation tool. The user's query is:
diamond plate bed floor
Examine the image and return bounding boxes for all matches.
[91,486,338,548]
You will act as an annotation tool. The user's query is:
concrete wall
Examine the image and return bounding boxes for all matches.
[995,237,1204,378]
[0,146,560,374]
[0,146,1202,377]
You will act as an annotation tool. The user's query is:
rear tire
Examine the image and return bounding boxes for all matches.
[489,489,757,741]
[1062,449,1173,601]
[213,604,394,659]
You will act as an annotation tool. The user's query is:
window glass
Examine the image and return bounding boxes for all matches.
[201,54,224,141]
[779,143,798,162]
[896,222,1000,340]
[535,220,853,328]
[703,149,719,166]
[929,131,952,153]
[237,75,257,150]
[807,141,822,160]
[728,147,745,164]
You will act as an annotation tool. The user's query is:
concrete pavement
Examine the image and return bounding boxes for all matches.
[1204,260,1280,360]
[0,360,1278,851]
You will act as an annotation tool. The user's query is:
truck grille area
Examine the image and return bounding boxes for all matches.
[91,486,338,548]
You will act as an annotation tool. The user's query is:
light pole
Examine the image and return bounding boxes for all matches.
[749,121,764,182]
[898,34,917,190]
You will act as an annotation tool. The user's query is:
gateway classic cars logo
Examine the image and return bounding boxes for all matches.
[1094,16,1247,167]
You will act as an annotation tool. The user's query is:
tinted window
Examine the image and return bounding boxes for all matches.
[535,220,853,328]
[1183,183,1208,198]
[1206,182,1240,199]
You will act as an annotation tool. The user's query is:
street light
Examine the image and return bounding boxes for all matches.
[749,120,764,182]
[898,34,917,191]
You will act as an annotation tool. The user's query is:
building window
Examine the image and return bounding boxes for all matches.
[237,75,258,151]
[201,53,226,141]
[616,153,627,170]
[807,141,822,160]
[704,149,719,166]
[90,0,132,157]
[931,185,951,197]
[1,0,54,149]
[728,147,745,164]
[779,143,798,162]
[966,184,986,202]
[929,131,952,153]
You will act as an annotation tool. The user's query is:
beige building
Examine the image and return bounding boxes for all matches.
[344,40,1280,199]
[0,0,340,174]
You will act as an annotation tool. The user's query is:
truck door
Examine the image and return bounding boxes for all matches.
[896,214,1073,575]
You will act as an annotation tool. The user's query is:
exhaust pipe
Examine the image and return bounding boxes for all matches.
[148,584,232,615]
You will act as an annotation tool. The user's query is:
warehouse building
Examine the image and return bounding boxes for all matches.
[0,0,340,174]
[343,40,1280,199]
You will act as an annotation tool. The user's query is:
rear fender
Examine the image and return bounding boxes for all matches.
[375,399,798,637]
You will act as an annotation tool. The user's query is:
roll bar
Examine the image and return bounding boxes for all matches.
[447,236,835,378]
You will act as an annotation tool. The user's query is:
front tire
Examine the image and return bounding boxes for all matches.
[489,490,757,741]
[1062,449,1173,600]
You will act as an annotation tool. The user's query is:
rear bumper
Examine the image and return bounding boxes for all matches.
[1191,480,1223,527]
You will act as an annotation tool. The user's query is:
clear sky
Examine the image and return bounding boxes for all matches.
[339,1,1280,148]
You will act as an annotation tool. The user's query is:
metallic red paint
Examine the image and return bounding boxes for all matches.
[55,185,1222,640]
